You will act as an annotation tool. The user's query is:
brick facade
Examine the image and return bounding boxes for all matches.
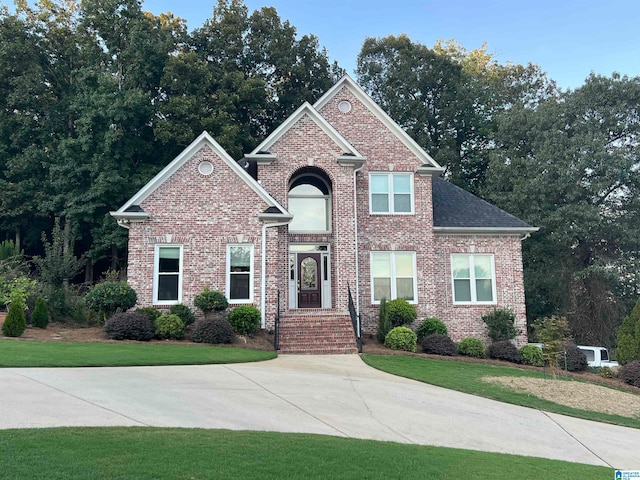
[115,76,532,348]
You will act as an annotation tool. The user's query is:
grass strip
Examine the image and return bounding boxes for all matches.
[0,340,276,367]
[362,354,640,429]
[0,427,612,480]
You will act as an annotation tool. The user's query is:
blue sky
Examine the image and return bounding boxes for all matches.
[140,0,640,90]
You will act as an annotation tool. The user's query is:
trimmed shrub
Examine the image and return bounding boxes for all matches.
[103,311,155,341]
[191,317,236,344]
[154,313,185,340]
[85,281,137,320]
[620,360,640,388]
[416,317,447,341]
[386,298,417,328]
[194,287,228,314]
[136,307,161,322]
[376,297,391,344]
[482,307,520,342]
[169,304,196,327]
[227,305,261,335]
[596,366,614,379]
[616,298,640,365]
[488,340,521,363]
[422,333,457,356]
[31,297,49,328]
[2,296,27,337]
[558,343,588,372]
[519,344,544,367]
[384,326,417,352]
[458,337,486,358]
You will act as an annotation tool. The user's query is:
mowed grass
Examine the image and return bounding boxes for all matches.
[0,428,612,480]
[0,340,276,367]
[362,354,640,429]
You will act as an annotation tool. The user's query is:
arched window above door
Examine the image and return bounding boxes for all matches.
[288,171,331,233]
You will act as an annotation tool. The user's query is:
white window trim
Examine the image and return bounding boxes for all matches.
[450,253,497,305]
[226,244,254,303]
[370,251,417,304]
[153,244,183,305]
[368,172,415,215]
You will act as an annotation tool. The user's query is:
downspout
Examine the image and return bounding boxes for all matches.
[353,164,364,320]
[261,221,290,328]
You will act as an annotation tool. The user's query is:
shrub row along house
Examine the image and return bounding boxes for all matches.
[112,76,536,353]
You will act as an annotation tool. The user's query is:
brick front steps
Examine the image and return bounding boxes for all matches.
[277,309,358,354]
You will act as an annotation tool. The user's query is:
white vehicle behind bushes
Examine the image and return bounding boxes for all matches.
[526,343,619,368]
[577,346,618,368]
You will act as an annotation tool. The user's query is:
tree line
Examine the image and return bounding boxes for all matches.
[1,0,638,345]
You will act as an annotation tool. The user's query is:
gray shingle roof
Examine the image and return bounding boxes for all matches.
[432,176,534,230]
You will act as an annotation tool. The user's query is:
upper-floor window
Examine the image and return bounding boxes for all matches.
[153,245,182,304]
[288,173,331,232]
[451,254,496,304]
[369,172,414,214]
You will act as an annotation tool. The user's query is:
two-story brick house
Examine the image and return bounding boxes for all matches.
[111,76,536,353]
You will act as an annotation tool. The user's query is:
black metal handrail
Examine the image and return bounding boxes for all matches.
[274,290,280,351]
[347,283,363,353]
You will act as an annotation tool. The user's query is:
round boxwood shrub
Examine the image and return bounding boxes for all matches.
[386,298,417,327]
[482,307,519,342]
[458,337,486,358]
[422,333,457,356]
[191,317,236,344]
[85,281,137,320]
[103,311,155,341]
[384,326,417,352]
[169,303,196,326]
[620,360,640,388]
[488,340,521,363]
[31,296,49,329]
[193,287,228,314]
[558,343,588,372]
[227,305,261,335]
[2,295,27,337]
[135,307,161,322]
[519,344,544,366]
[416,317,447,341]
[154,313,185,340]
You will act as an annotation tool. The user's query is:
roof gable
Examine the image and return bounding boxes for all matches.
[249,102,364,158]
[112,131,289,221]
[432,176,537,234]
[314,75,444,171]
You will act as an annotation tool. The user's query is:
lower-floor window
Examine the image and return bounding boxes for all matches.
[154,245,182,304]
[370,251,416,303]
[451,254,496,304]
[227,244,254,302]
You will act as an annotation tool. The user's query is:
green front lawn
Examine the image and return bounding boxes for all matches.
[362,354,640,429]
[0,428,612,479]
[0,341,276,367]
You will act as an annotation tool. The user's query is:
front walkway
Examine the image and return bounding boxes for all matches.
[1,355,638,469]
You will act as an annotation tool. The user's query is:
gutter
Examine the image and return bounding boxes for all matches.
[261,220,291,328]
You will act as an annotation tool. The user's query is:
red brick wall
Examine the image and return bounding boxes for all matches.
[127,145,267,311]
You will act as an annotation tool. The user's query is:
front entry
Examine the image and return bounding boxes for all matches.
[297,253,322,308]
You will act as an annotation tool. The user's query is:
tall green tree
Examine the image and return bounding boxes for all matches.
[483,73,640,346]
[356,36,554,192]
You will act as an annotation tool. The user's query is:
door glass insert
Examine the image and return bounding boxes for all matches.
[301,257,318,290]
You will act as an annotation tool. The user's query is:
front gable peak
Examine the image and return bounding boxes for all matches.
[247,102,364,161]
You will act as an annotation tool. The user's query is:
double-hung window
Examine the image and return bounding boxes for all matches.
[451,254,496,304]
[369,172,413,214]
[227,244,254,302]
[154,245,182,304]
[370,251,416,303]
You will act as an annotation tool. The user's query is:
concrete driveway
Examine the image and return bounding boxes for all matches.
[1,354,639,469]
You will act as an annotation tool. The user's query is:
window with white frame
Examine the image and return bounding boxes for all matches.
[370,251,416,303]
[154,245,182,304]
[451,254,496,304]
[227,244,254,302]
[369,172,413,214]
